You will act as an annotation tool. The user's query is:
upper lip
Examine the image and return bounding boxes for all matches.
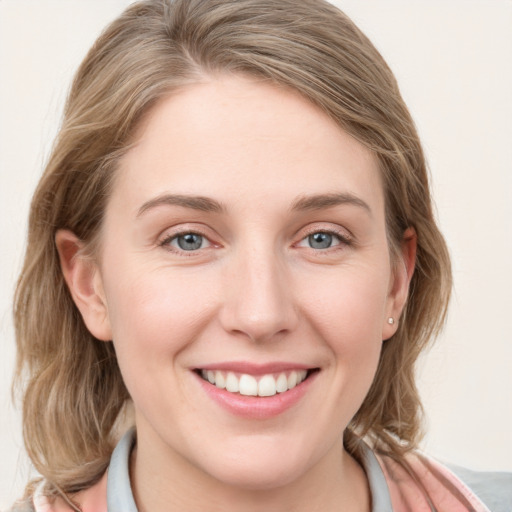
[194,361,317,375]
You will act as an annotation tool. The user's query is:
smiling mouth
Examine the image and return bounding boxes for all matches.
[196,369,318,397]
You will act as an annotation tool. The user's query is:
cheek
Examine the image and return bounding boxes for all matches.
[101,262,218,374]
[298,267,388,409]
[301,266,389,348]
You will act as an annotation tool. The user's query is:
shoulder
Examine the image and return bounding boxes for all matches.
[377,450,511,512]
[7,471,108,512]
[449,464,512,512]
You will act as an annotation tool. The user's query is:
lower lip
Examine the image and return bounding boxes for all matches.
[194,371,318,420]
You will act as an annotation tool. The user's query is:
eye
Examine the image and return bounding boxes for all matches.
[296,230,349,250]
[307,232,337,249]
[164,232,211,251]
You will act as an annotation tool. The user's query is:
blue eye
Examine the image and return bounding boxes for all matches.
[170,233,208,251]
[296,230,347,250]
[307,232,337,249]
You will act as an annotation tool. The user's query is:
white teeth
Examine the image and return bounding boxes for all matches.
[214,370,226,389]
[287,371,298,389]
[200,369,310,396]
[225,372,239,393]
[276,373,288,393]
[258,375,277,397]
[239,374,258,396]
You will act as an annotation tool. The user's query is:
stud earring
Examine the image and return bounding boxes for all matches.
[387,317,395,325]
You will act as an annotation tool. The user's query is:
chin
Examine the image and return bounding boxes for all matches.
[194,437,317,491]
[209,461,306,491]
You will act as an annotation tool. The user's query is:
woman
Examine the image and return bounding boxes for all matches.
[10,0,511,510]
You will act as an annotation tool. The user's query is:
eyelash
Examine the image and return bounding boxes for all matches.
[296,226,353,252]
[158,229,213,256]
[158,226,353,256]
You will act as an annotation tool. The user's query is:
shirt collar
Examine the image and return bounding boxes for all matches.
[107,427,138,512]
[359,441,394,511]
[106,427,393,511]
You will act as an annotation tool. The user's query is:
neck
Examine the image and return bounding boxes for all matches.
[130,427,370,512]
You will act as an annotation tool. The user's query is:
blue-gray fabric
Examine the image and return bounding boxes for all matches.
[106,427,138,512]
[448,464,512,512]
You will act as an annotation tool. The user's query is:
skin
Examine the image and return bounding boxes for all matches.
[57,75,415,512]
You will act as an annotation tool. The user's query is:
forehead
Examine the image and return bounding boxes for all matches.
[112,75,384,216]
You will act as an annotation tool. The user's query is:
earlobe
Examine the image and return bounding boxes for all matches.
[55,230,112,341]
[382,227,417,340]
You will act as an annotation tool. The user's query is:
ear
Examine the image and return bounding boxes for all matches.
[55,230,112,341]
[382,227,417,341]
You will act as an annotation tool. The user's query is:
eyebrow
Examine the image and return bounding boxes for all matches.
[137,191,371,218]
[137,194,226,217]
[290,193,372,215]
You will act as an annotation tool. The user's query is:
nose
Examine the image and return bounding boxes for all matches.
[218,244,299,343]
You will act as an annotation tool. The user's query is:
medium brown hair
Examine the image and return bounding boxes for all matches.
[14,0,451,495]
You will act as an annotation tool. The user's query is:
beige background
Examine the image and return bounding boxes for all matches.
[1,0,511,508]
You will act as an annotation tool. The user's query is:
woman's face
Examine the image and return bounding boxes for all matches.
[80,76,410,490]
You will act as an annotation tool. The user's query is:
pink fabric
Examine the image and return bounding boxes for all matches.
[32,454,490,512]
[378,453,491,512]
